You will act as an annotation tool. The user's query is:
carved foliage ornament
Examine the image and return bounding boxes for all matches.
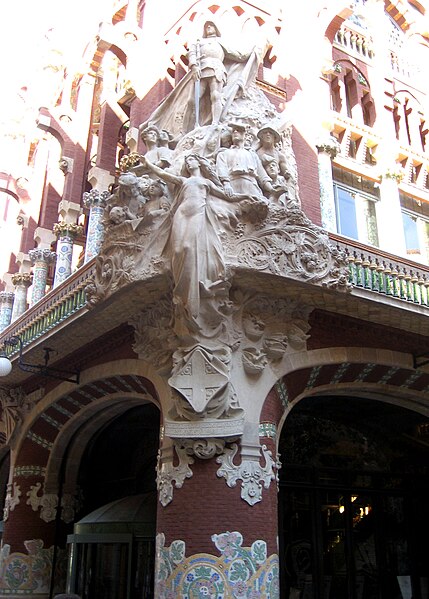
[216,442,280,506]
[3,482,21,521]
[26,483,79,523]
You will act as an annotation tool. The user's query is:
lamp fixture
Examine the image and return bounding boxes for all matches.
[0,336,80,384]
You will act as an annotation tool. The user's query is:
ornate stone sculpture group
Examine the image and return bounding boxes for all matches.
[86,18,350,470]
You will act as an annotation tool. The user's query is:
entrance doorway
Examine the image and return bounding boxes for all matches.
[66,403,159,599]
[279,396,429,599]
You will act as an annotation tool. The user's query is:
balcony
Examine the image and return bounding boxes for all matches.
[1,231,428,386]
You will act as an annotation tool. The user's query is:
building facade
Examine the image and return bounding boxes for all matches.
[0,1,429,598]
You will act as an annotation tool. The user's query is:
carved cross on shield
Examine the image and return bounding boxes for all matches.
[169,347,229,414]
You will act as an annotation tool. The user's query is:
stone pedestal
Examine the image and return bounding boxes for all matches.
[52,223,83,288]
[29,248,57,305]
[11,273,33,321]
[82,190,110,262]
[0,292,14,332]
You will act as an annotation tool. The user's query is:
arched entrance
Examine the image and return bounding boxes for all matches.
[65,403,160,599]
[278,395,429,599]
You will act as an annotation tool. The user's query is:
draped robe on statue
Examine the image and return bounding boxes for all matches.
[143,39,260,138]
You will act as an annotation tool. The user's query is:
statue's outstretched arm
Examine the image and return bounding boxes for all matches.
[139,155,182,186]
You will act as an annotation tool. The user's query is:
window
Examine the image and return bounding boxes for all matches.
[402,211,429,263]
[333,169,379,246]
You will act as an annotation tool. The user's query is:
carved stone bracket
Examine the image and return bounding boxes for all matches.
[3,482,21,521]
[156,443,194,507]
[216,442,280,506]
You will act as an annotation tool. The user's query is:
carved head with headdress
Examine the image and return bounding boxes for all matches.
[203,20,221,38]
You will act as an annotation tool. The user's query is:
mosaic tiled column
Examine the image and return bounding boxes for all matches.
[316,137,340,232]
[29,248,57,305]
[11,273,33,321]
[0,292,14,332]
[52,223,83,288]
[82,189,110,263]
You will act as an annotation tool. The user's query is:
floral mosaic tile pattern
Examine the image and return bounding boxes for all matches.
[156,531,279,598]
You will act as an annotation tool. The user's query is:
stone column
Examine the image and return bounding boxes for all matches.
[52,223,83,288]
[316,136,340,231]
[11,273,33,321]
[377,169,407,256]
[82,190,110,262]
[155,433,280,597]
[29,248,57,305]
[0,292,14,332]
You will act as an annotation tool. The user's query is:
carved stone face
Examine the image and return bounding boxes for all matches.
[143,129,158,144]
[185,155,199,170]
[265,160,279,178]
[231,128,245,145]
[204,22,217,37]
[261,130,274,144]
[109,206,127,224]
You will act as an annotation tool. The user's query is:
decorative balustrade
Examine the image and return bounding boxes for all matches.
[0,260,96,356]
[334,25,374,60]
[330,234,429,308]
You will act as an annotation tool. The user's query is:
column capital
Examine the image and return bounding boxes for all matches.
[381,166,406,183]
[11,273,33,288]
[82,189,110,209]
[29,248,57,264]
[316,135,340,158]
[53,222,83,239]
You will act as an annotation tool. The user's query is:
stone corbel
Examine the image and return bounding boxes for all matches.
[216,442,280,506]
[3,482,21,521]
[156,442,194,507]
[59,156,74,175]
[26,483,58,523]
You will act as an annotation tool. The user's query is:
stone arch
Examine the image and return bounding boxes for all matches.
[11,360,166,493]
[259,346,427,441]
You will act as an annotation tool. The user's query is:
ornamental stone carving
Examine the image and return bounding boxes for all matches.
[86,15,351,435]
[216,442,280,505]
[26,483,58,523]
[156,443,194,507]
[0,387,31,443]
[3,482,21,521]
